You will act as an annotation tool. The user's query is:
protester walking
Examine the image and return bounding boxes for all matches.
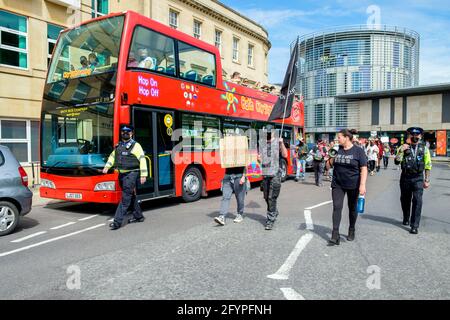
[382,143,391,169]
[295,138,309,182]
[366,138,379,176]
[258,125,288,230]
[326,129,368,245]
[311,139,327,187]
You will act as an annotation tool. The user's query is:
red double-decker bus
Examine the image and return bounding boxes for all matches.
[40,11,304,204]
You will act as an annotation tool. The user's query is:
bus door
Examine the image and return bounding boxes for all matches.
[132,107,175,200]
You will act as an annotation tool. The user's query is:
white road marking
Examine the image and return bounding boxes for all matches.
[10,231,47,243]
[0,224,105,258]
[50,222,76,230]
[305,200,332,210]
[108,218,114,222]
[304,210,314,230]
[267,233,314,280]
[280,287,305,300]
[78,214,99,221]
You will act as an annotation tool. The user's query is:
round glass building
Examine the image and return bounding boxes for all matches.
[294,25,419,138]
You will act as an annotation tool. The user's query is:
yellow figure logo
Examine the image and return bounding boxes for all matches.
[221,82,238,112]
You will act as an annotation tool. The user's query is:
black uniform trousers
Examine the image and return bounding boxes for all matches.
[262,174,282,224]
[400,174,424,229]
[114,171,144,225]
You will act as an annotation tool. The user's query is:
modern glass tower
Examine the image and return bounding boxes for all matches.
[294,25,419,139]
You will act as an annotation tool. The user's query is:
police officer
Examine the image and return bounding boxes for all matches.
[258,124,288,230]
[103,125,148,230]
[394,127,432,234]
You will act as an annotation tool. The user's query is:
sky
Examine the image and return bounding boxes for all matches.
[220,0,450,85]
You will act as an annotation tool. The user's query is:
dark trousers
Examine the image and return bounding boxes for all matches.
[332,185,359,232]
[114,171,143,225]
[383,156,389,168]
[313,161,324,185]
[262,175,282,223]
[368,160,376,173]
[400,177,424,228]
[219,174,246,218]
[376,158,381,172]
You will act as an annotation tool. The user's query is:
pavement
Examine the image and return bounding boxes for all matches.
[1,163,449,300]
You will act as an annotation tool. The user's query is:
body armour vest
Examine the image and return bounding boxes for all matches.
[401,143,425,175]
[115,140,140,170]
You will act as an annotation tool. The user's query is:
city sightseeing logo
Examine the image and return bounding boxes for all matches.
[221,82,238,112]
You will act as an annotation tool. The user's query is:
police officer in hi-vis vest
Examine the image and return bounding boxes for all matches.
[103,125,148,230]
[395,127,432,234]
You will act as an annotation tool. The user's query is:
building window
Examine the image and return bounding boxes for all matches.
[248,44,254,67]
[214,30,222,53]
[0,119,39,163]
[193,20,201,39]
[0,10,28,69]
[169,10,178,29]
[232,37,239,62]
[47,23,63,66]
[92,0,108,18]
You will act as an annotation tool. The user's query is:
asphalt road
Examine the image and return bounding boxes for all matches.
[0,163,449,300]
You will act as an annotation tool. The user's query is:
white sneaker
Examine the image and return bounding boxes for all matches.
[214,216,225,226]
[233,214,244,223]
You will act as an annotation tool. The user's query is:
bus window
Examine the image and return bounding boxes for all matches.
[128,26,176,75]
[47,15,124,83]
[178,41,216,86]
[181,113,220,150]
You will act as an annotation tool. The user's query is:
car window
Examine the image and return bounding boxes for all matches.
[0,150,4,166]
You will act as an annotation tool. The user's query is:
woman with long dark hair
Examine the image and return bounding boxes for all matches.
[326,129,368,245]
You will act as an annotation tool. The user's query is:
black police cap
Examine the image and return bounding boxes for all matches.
[120,124,134,132]
[406,127,423,135]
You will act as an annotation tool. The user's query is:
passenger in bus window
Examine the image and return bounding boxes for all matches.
[79,56,89,69]
[137,48,155,69]
[88,52,99,69]
[127,51,138,68]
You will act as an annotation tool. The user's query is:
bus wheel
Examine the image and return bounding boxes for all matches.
[280,159,288,182]
[182,167,203,202]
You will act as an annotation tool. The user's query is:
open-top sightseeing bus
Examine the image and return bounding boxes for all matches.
[40,11,304,204]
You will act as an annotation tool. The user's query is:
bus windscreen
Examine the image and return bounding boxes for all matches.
[47,15,124,83]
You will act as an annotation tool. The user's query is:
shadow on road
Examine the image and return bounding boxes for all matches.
[14,217,40,233]
[207,209,267,226]
[361,214,410,231]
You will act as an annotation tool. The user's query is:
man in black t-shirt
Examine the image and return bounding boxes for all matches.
[258,125,288,230]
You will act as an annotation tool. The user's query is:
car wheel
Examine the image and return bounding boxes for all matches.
[0,201,19,236]
[182,167,203,202]
[280,159,288,182]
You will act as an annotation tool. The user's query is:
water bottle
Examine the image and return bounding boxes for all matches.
[357,194,365,214]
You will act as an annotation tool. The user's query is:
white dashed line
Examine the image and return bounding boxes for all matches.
[0,224,105,258]
[10,231,47,243]
[305,200,332,210]
[280,287,305,300]
[78,214,99,221]
[304,210,314,231]
[267,233,314,280]
[50,222,76,230]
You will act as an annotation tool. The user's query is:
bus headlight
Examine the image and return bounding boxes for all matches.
[94,181,116,191]
[41,179,56,189]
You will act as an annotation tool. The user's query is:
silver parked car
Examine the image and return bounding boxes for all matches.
[0,145,33,236]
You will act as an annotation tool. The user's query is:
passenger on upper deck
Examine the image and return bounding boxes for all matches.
[79,56,89,69]
[230,72,241,84]
[137,48,155,70]
[88,52,99,69]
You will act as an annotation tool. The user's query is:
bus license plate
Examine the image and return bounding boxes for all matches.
[65,193,82,200]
